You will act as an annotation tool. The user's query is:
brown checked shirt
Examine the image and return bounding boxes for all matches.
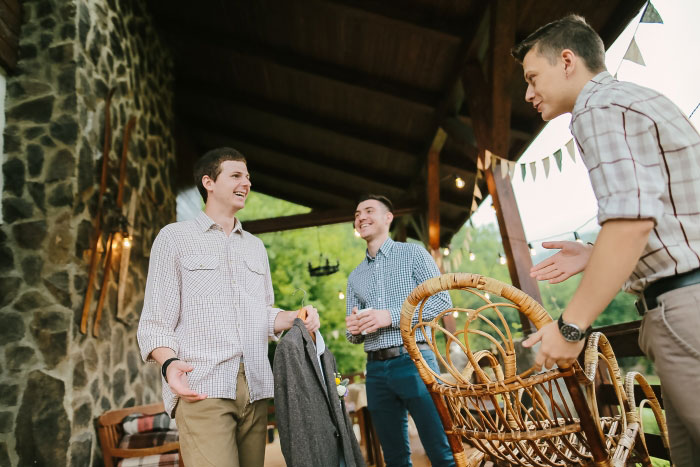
[571,71,700,293]
[137,212,282,416]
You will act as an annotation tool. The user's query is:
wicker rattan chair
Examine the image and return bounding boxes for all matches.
[400,273,669,466]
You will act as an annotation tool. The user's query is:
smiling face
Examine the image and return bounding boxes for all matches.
[522,47,576,121]
[354,199,393,243]
[202,160,251,213]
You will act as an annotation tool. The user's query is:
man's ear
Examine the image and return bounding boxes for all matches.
[202,175,214,192]
[561,49,576,74]
[386,211,394,224]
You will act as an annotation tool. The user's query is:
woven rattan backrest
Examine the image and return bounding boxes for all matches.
[400,273,613,467]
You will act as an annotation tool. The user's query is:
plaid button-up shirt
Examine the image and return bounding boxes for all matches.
[345,238,452,351]
[137,212,281,416]
[571,71,700,293]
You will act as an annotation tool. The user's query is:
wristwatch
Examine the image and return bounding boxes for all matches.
[557,315,592,342]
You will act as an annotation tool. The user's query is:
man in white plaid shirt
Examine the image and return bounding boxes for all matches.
[345,195,456,467]
[137,147,319,467]
[512,15,700,465]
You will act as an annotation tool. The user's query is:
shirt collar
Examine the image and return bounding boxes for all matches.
[194,211,242,234]
[573,71,615,115]
[365,237,395,262]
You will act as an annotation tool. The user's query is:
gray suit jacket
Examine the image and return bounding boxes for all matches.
[273,319,365,467]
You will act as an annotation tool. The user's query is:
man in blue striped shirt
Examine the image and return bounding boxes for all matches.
[345,194,455,467]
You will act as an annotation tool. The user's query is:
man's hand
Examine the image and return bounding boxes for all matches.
[357,308,392,334]
[346,307,362,335]
[530,241,593,284]
[166,360,208,402]
[522,321,585,371]
[298,305,320,334]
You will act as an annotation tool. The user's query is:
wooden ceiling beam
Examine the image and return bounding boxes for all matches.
[248,172,355,210]
[176,80,423,157]
[327,0,471,38]
[243,205,419,235]
[192,128,407,201]
[171,36,438,109]
[186,120,412,191]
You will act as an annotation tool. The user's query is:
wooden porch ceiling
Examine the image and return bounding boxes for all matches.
[149,0,645,244]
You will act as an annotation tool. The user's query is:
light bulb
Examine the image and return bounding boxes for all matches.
[469,251,476,261]
[122,236,131,249]
[574,231,583,243]
[443,247,450,256]
[455,177,465,189]
[498,253,506,265]
[452,311,458,318]
[354,229,361,238]
[528,242,536,256]
[484,292,490,300]
[338,291,345,300]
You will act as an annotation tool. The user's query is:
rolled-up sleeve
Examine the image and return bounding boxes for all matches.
[137,229,182,363]
[572,105,665,226]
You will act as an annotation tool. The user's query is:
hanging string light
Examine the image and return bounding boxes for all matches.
[338,291,345,300]
[574,231,583,243]
[528,242,536,256]
[455,177,465,189]
[469,251,476,261]
[498,253,506,265]
[484,292,491,300]
[354,229,361,238]
[443,247,450,256]
[452,311,459,318]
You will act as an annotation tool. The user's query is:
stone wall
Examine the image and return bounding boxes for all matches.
[0,0,177,465]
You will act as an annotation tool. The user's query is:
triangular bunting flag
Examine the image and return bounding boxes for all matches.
[530,161,537,181]
[641,2,663,24]
[553,149,563,171]
[477,157,484,171]
[471,199,478,212]
[508,161,516,180]
[521,163,527,181]
[484,151,492,170]
[500,157,509,179]
[565,139,576,163]
[623,38,646,66]
[473,184,482,200]
[542,157,551,178]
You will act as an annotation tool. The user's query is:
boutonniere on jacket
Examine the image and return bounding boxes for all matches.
[335,373,349,398]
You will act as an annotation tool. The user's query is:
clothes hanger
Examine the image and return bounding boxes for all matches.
[293,288,316,343]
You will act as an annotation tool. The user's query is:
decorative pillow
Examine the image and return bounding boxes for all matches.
[122,412,177,435]
[118,431,179,450]
[117,452,179,467]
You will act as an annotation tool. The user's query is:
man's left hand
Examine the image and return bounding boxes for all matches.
[357,309,392,334]
[522,321,585,371]
[299,305,320,334]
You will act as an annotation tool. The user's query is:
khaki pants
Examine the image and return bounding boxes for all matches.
[175,363,268,467]
[639,282,700,467]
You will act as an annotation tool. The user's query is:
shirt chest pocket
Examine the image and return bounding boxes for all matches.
[181,255,221,298]
[243,254,266,298]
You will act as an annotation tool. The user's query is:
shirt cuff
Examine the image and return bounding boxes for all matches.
[268,307,284,341]
[140,336,178,363]
[389,307,402,329]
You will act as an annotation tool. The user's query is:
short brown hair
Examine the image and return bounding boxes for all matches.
[193,147,247,202]
[357,194,393,213]
[511,14,606,73]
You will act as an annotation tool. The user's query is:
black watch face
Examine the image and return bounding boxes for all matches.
[560,323,582,342]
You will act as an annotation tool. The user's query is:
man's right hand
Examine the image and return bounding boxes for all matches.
[530,241,593,284]
[346,307,362,335]
[166,360,207,402]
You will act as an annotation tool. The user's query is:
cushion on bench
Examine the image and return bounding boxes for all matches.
[117,452,179,467]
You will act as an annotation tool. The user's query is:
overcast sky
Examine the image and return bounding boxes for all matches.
[471,0,700,245]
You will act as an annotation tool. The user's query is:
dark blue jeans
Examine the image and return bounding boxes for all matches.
[366,349,455,467]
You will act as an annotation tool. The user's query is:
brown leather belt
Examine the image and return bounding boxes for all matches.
[635,268,700,315]
[367,343,431,361]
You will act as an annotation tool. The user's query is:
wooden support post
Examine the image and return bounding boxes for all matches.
[463,0,542,334]
[427,128,447,269]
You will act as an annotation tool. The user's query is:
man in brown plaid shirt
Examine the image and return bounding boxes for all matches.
[512,15,700,466]
[138,147,320,467]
